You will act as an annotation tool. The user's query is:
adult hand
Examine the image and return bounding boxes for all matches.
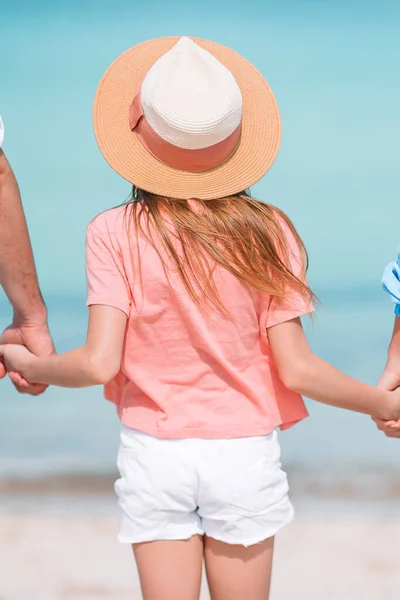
[372,361,400,438]
[0,317,54,395]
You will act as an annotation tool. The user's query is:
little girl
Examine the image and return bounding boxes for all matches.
[1,36,400,600]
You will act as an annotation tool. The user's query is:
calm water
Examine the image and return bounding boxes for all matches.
[1,288,399,481]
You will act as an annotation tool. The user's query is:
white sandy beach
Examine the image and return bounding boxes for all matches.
[1,514,399,600]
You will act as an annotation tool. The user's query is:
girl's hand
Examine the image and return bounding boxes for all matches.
[0,344,36,382]
[0,320,54,395]
[372,416,400,438]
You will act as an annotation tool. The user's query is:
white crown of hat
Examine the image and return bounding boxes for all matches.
[140,37,243,150]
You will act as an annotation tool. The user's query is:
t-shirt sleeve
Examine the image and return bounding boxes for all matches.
[0,115,4,148]
[264,222,314,329]
[86,222,131,316]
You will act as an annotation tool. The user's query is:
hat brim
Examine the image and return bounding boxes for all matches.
[93,36,281,200]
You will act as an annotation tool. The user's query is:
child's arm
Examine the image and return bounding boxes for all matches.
[0,305,127,388]
[268,317,400,421]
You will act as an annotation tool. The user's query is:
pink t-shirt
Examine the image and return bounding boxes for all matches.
[86,205,314,439]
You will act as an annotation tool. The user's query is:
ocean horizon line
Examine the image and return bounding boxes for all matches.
[12,281,389,311]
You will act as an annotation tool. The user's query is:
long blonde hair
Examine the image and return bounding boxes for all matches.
[125,188,315,313]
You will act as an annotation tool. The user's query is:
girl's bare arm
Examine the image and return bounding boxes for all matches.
[268,317,400,421]
[0,305,127,388]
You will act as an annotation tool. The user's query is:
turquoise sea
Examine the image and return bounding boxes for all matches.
[1,0,400,494]
[1,289,399,486]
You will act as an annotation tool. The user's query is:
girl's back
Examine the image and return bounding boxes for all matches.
[87,199,312,438]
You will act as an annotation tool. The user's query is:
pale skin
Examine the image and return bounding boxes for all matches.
[1,309,400,600]
[373,317,400,438]
[0,150,54,394]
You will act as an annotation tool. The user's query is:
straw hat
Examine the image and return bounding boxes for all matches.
[93,36,281,200]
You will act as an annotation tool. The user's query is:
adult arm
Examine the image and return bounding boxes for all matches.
[372,254,400,436]
[0,150,46,323]
[372,317,400,437]
[0,150,54,392]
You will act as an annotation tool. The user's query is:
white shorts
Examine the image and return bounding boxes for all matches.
[115,425,294,546]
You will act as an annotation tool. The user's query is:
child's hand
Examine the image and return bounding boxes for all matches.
[372,416,400,438]
[0,344,36,383]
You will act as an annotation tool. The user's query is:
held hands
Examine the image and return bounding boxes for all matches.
[0,317,54,395]
[373,361,400,438]
[0,343,36,380]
